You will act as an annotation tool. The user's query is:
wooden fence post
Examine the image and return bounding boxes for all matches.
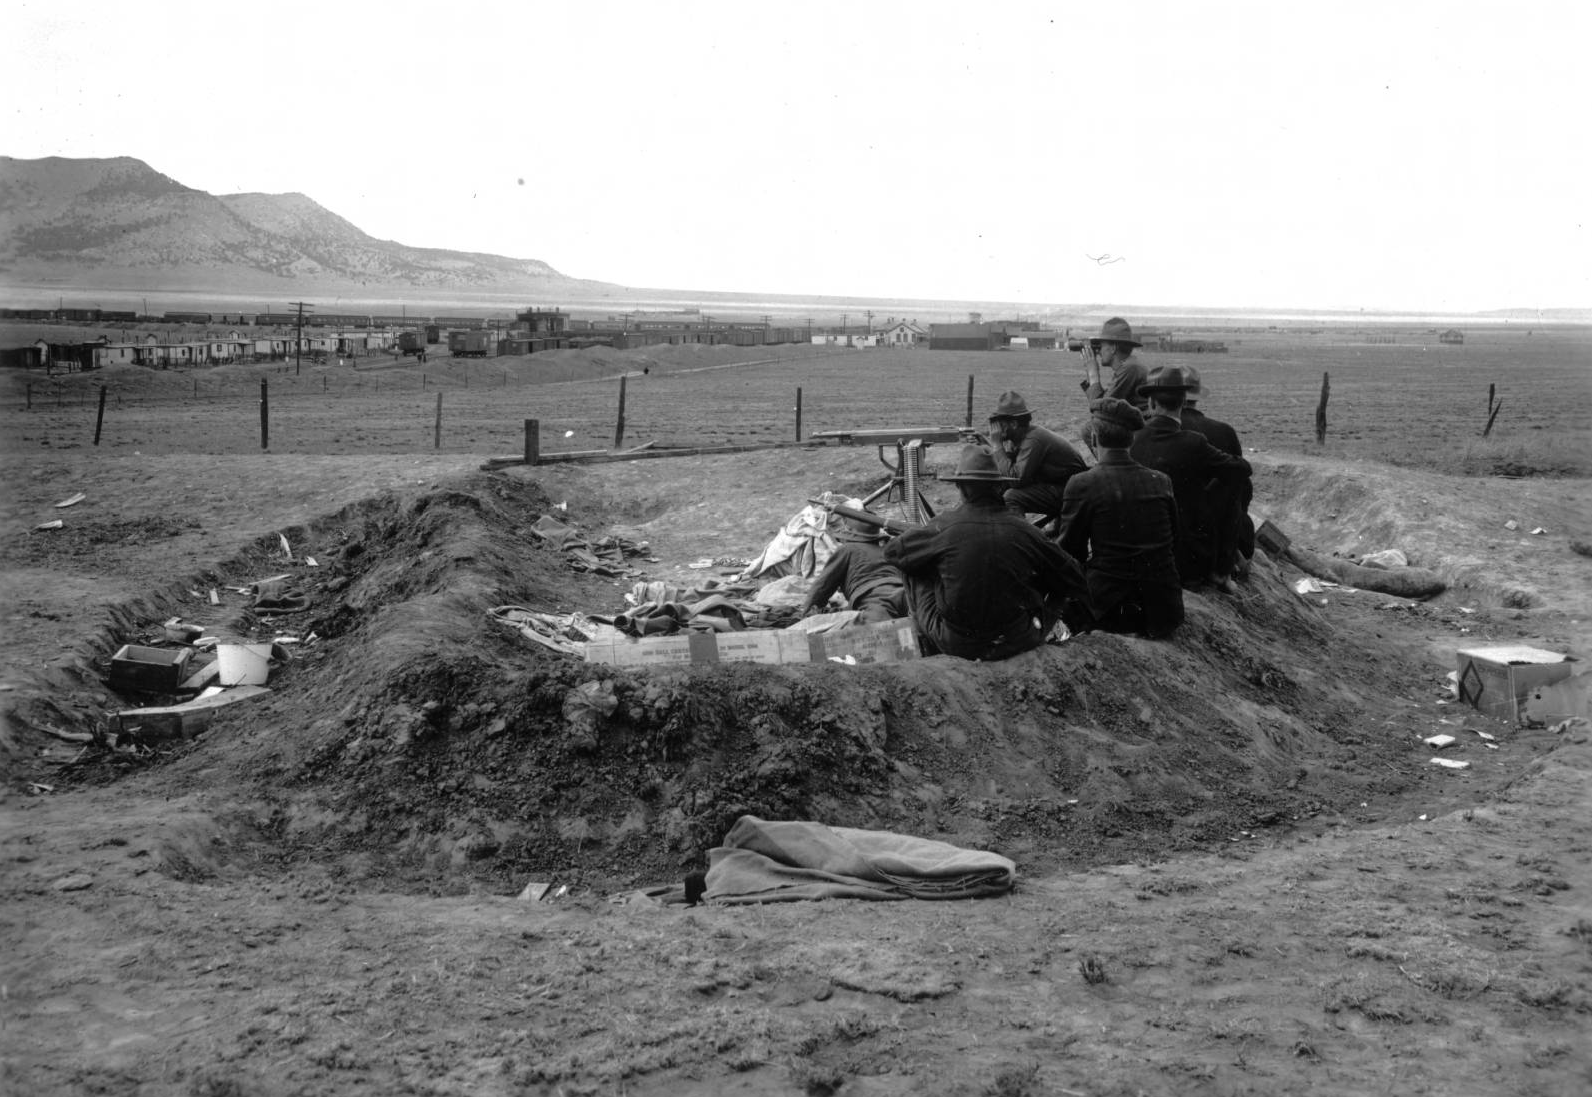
[1483,399,1503,438]
[1487,382,1495,416]
[524,419,540,465]
[93,386,107,446]
[795,386,803,442]
[1314,372,1330,444]
[966,375,974,428]
[434,392,443,450]
[260,378,270,451]
[613,374,627,450]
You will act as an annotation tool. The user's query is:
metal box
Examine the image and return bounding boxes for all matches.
[109,644,193,694]
[1456,645,1575,723]
[1255,519,1290,557]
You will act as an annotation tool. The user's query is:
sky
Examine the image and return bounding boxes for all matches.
[6,0,1589,313]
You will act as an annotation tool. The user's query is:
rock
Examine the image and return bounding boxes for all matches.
[53,874,94,892]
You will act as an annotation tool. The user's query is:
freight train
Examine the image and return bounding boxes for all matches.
[1,307,813,347]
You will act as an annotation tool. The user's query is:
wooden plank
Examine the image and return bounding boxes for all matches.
[112,686,272,742]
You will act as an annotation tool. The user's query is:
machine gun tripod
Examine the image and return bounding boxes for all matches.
[807,426,980,524]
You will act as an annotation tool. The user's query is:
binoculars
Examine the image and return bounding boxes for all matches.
[1065,337,1092,352]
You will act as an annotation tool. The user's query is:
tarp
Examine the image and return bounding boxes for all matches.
[739,503,840,580]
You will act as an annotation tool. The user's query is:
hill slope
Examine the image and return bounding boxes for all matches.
[0,155,602,295]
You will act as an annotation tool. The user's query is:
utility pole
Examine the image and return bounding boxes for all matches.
[865,310,874,334]
[289,301,313,374]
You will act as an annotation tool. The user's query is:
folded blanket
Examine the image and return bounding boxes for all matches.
[704,816,1017,904]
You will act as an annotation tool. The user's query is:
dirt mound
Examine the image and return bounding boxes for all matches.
[43,469,1454,897]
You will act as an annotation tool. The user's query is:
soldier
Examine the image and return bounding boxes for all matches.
[1180,366,1255,581]
[800,501,907,624]
[1129,365,1252,592]
[1079,317,1149,410]
[987,391,1088,524]
[884,445,1090,660]
[1057,399,1183,638]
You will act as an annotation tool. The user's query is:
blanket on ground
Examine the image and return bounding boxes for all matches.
[703,815,1017,904]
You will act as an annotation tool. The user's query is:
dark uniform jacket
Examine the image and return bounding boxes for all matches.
[1181,406,1255,565]
[1056,451,1183,635]
[884,496,1089,660]
[993,424,1088,491]
[1129,414,1252,584]
[1180,407,1240,457]
[993,424,1088,518]
[801,539,906,622]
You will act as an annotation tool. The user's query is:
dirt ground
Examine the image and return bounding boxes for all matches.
[2,347,1591,1096]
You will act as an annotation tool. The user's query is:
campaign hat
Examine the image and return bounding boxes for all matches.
[941,444,1016,483]
[990,390,1033,419]
[1088,316,1142,348]
[1137,365,1199,398]
[835,498,888,541]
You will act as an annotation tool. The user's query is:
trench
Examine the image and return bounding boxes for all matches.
[20,469,1543,897]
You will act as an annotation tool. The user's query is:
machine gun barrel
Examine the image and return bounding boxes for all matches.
[808,498,919,536]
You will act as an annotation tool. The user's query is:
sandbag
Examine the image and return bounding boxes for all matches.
[1287,546,1446,599]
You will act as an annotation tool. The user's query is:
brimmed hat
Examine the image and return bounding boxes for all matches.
[1088,316,1142,348]
[1089,397,1144,433]
[1137,365,1198,398]
[835,498,888,541]
[941,444,1016,483]
[1182,366,1208,398]
[991,390,1033,419]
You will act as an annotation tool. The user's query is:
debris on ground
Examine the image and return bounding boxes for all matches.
[528,514,650,576]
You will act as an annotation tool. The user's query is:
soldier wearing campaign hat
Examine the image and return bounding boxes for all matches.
[800,499,908,624]
[1128,366,1252,592]
[884,445,1090,660]
[986,390,1087,525]
[1079,317,1149,411]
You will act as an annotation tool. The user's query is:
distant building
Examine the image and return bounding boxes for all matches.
[513,307,568,335]
[877,319,928,347]
[1439,329,1464,345]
